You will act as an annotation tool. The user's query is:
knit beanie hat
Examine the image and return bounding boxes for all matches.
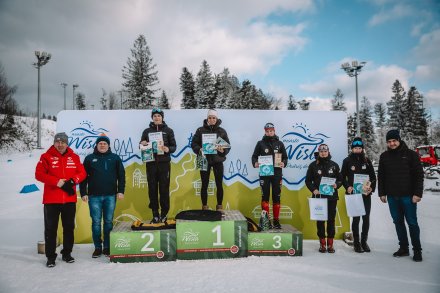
[96,133,110,145]
[151,108,164,119]
[351,137,364,149]
[207,109,218,118]
[54,132,68,144]
[264,123,275,130]
[386,129,400,141]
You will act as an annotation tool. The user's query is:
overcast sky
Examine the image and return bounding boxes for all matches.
[0,0,439,119]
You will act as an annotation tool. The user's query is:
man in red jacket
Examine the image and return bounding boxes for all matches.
[35,132,86,268]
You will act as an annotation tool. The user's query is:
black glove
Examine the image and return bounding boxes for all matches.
[61,178,76,196]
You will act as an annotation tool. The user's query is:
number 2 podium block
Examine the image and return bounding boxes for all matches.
[176,210,248,260]
[248,224,303,256]
[110,222,176,263]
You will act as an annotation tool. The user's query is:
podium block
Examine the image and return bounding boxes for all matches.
[248,224,303,256]
[110,222,176,263]
[176,210,247,260]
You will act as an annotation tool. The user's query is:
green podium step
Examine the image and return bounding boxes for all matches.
[176,210,248,260]
[248,224,303,256]
[110,222,176,263]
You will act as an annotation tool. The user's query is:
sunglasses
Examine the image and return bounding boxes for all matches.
[352,140,363,146]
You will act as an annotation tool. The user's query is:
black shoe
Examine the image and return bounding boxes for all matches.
[160,216,167,223]
[273,219,281,229]
[46,258,56,268]
[354,241,364,253]
[393,247,410,257]
[62,254,75,263]
[150,216,160,224]
[92,248,102,258]
[103,248,110,256]
[361,241,371,252]
[413,250,422,262]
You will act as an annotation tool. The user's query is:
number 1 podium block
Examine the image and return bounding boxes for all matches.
[248,224,303,256]
[176,210,248,260]
[110,222,177,263]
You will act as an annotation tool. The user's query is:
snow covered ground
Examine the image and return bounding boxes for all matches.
[0,121,439,293]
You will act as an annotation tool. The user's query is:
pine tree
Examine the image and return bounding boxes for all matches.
[194,60,215,109]
[331,89,347,111]
[298,99,310,110]
[374,103,387,154]
[108,92,117,110]
[100,89,108,110]
[122,34,159,109]
[347,113,357,152]
[403,86,428,148]
[287,95,298,110]
[158,90,170,109]
[214,68,239,109]
[359,96,377,160]
[180,67,196,109]
[387,80,406,130]
[76,92,86,110]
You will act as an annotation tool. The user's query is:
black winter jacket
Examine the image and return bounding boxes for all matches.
[140,121,177,163]
[191,119,230,165]
[251,135,288,176]
[378,141,424,197]
[80,148,125,196]
[341,152,376,195]
[305,156,342,200]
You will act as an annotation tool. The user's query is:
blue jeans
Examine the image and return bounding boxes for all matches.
[89,195,116,249]
[387,196,421,250]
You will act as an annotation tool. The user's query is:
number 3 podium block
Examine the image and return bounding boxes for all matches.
[176,210,248,260]
[248,225,303,256]
[110,222,177,263]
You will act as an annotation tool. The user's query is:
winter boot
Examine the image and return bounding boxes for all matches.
[46,256,56,268]
[319,238,326,253]
[273,219,281,229]
[62,253,75,263]
[160,215,168,223]
[202,205,209,210]
[92,248,102,258]
[216,204,224,213]
[353,241,364,253]
[103,248,110,256]
[393,246,410,257]
[150,216,160,224]
[413,249,422,262]
[361,237,371,252]
[327,238,335,253]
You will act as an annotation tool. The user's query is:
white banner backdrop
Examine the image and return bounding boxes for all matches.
[58,109,347,191]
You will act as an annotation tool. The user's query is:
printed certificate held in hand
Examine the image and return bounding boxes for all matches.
[353,174,370,194]
[258,155,274,176]
[140,143,154,162]
[202,133,217,154]
[148,132,164,155]
[319,177,336,196]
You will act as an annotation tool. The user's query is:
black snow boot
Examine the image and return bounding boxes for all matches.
[413,249,422,262]
[353,241,364,253]
[393,247,410,257]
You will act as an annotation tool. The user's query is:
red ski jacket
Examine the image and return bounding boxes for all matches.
[35,145,86,204]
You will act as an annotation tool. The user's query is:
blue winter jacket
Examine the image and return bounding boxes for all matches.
[79,147,125,196]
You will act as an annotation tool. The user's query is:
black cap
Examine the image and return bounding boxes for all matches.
[151,108,164,119]
[96,134,110,145]
[386,129,400,141]
[351,137,364,149]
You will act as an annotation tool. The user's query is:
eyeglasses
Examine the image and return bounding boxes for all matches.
[352,140,363,146]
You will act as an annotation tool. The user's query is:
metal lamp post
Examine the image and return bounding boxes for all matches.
[72,84,79,110]
[33,51,51,149]
[60,83,67,110]
[341,61,366,136]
